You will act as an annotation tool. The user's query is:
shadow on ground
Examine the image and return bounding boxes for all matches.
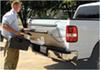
[44,57,99,69]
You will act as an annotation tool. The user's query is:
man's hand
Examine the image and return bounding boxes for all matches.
[15,32,24,36]
[20,28,30,33]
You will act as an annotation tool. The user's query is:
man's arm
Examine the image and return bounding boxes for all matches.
[3,24,23,36]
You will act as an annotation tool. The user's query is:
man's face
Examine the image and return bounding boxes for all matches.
[13,4,21,13]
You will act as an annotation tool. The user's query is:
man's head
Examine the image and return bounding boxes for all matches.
[11,0,22,13]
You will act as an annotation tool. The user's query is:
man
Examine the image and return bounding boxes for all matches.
[1,0,23,69]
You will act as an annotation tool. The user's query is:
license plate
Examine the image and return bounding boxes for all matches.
[40,46,47,54]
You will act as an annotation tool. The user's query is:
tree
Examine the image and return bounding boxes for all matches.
[2,0,97,28]
[1,1,11,20]
[62,0,76,18]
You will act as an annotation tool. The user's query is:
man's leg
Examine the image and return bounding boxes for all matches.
[4,47,19,70]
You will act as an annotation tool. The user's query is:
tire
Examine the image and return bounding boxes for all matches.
[89,41,99,69]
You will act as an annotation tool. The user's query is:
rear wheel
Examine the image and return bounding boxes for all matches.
[89,41,99,69]
[76,41,99,69]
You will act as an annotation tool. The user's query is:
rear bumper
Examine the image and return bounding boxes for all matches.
[62,50,78,61]
[44,45,71,54]
[31,43,78,61]
[44,45,78,61]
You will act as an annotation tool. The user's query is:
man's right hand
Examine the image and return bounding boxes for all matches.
[15,32,24,36]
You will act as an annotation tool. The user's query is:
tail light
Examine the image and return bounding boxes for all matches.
[66,25,78,42]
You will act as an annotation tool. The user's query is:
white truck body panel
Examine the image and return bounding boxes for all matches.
[68,20,99,59]
[70,2,100,59]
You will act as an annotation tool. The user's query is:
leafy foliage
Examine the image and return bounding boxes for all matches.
[1,0,98,27]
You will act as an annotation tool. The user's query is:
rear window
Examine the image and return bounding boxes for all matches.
[73,5,99,20]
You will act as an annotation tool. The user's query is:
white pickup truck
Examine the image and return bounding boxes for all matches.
[27,2,99,63]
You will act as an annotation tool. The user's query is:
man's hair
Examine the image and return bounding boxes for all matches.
[11,0,22,8]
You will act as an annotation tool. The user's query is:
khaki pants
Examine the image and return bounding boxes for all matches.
[4,40,19,70]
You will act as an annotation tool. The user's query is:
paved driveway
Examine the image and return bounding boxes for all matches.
[0,42,99,70]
